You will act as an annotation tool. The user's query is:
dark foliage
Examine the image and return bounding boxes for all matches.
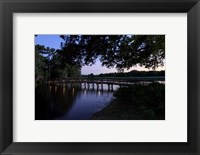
[60,35,165,70]
[92,83,165,120]
[35,35,165,84]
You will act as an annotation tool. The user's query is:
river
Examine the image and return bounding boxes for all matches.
[35,81,165,120]
[35,84,119,120]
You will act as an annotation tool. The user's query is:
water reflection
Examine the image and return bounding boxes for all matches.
[35,81,165,120]
[35,84,117,120]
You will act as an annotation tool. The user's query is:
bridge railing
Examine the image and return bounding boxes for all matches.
[49,76,165,84]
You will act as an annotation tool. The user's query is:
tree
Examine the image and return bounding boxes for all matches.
[35,35,165,83]
[35,43,82,81]
[58,64,81,79]
[35,45,56,81]
[35,45,48,83]
[59,35,165,70]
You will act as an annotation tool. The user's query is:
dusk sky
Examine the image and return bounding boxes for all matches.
[35,35,165,75]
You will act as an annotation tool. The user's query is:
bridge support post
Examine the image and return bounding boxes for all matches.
[108,84,110,91]
[84,82,86,89]
[92,83,95,90]
[101,83,103,90]
[111,84,113,91]
[87,83,90,89]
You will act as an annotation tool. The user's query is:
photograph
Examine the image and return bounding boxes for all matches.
[35,35,165,120]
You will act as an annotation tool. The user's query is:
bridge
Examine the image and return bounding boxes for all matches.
[48,76,165,91]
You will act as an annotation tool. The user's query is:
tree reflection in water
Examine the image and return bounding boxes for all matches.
[35,84,115,120]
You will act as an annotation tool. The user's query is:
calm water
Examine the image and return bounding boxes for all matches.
[35,84,119,120]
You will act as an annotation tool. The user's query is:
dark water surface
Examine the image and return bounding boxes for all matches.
[35,84,118,120]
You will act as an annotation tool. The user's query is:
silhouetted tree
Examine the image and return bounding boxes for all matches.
[59,35,165,70]
[35,35,165,82]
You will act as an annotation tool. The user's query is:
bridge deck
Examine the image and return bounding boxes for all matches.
[48,77,165,86]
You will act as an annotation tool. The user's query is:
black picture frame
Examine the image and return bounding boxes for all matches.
[0,0,200,154]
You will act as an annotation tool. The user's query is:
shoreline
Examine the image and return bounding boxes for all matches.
[91,83,165,120]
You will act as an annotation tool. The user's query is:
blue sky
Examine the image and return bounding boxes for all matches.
[35,35,164,75]
[35,35,63,49]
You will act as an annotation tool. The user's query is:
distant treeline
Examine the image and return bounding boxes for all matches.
[82,70,165,78]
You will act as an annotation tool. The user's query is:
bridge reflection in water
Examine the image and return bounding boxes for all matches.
[36,77,165,120]
[35,83,116,120]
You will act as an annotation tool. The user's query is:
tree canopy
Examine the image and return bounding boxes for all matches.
[59,35,165,70]
[35,35,165,83]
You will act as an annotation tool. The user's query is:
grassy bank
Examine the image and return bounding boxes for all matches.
[91,82,165,120]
